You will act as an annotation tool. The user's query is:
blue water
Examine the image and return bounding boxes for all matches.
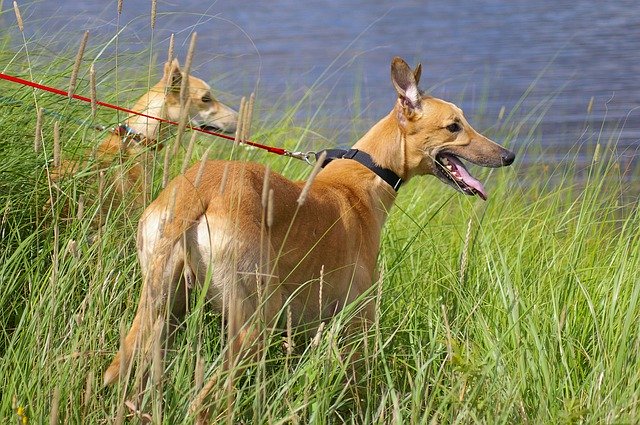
[4,0,640,167]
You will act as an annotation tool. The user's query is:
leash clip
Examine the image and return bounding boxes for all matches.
[284,150,316,166]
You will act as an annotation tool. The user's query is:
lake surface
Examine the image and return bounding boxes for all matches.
[5,0,640,169]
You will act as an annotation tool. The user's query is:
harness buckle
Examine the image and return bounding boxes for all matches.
[284,150,316,166]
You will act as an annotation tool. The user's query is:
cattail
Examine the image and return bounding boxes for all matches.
[593,143,600,164]
[244,92,255,140]
[459,218,472,284]
[194,350,205,393]
[166,187,177,224]
[68,31,89,99]
[172,97,192,157]
[297,151,326,205]
[150,0,157,30]
[311,321,325,348]
[318,265,324,319]
[89,64,97,119]
[34,107,43,153]
[117,0,123,15]
[53,121,61,167]
[180,32,197,106]
[234,97,246,144]
[266,189,274,228]
[286,305,293,358]
[13,1,24,32]
[50,386,61,425]
[194,147,211,187]
[152,322,163,388]
[77,194,84,220]
[261,166,270,209]
[181,132,197,174]
[219,163,229,195]
[166,33,175,63]
[83,371,94,418]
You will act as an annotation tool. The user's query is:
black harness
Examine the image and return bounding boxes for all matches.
[316,149,404,192]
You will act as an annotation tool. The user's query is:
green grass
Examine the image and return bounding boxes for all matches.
[1,34,640,424]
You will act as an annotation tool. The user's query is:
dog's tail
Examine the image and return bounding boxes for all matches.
[103,163,213,387]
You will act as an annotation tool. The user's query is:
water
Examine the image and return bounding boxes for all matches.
[5,0,640,167]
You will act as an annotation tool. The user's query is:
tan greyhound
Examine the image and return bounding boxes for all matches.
[103,57,515,410]
[50,59,238,210]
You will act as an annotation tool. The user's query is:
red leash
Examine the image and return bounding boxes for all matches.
[0,71,314,162]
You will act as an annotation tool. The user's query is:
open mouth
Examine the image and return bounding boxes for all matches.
[435,152,487,200]
[199,124,230,134]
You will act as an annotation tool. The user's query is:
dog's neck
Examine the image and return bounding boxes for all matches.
[317,111,407,228]
[124,87,171,142]
[352,111,407,182]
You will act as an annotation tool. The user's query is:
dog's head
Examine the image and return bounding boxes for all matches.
[390,57,514,200]
[163,59,238,134]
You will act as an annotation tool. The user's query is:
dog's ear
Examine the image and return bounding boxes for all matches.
[413,63,422,85]
[391,57,422,119]
[163,58,182,92]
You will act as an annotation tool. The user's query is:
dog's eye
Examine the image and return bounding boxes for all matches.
[446,123,461,133]
[201,94,212,103]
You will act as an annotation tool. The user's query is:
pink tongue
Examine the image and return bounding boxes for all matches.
[447,155,487,200]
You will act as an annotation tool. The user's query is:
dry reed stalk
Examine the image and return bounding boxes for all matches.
[68,31,89,98]
[53,121,61,167]
[97,171,105,230]
[83,371,93,418]
[171,97,192,157]
[311,321,325,348]
[51,223,59,286]
[459,218,472,284]
[181,132,197,174]
[297,151,326,205]
[180,32,197,106]
[261,166,271,209]
[286,305,293,358]
[194,147,211,187]
[266,189,274,228]
[167,33,175,63]
[244,92,255,140]
[234,97,246,145]
[49,386,61,425]
[318,265,324,319]
[150,0,157,30]
[34,107,43,153]
[166,187,178,225]
[194,350,205,393]
[440,304,453,361]
[219,163,230,195]
[151,321,164,422]
[12,1,23,32]
[89,64,97,119]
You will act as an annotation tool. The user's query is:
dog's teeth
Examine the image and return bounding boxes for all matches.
[446,165,453,170]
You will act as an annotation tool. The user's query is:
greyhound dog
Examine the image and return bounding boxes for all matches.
[50,59,238,211]
[103,57,515,412]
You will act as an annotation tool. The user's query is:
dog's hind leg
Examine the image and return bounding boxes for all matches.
[189,240,282,421]
[103,237,189,387]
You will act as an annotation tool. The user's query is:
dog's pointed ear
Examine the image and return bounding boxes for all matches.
[413,63,422,85]
[391,57,422,118]
[163,58,182,92]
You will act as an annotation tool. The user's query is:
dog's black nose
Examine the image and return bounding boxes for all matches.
[501,150,516,166]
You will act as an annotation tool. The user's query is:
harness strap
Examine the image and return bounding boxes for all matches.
[317,148,404,192]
